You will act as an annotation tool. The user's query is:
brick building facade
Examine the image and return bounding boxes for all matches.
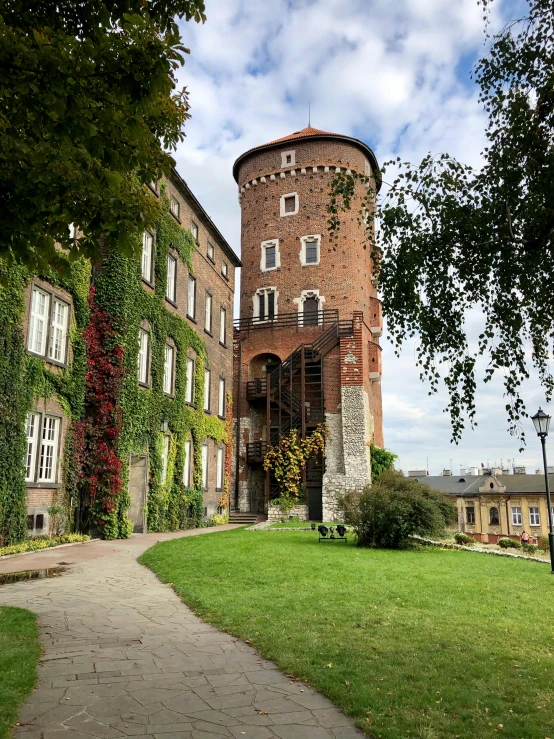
[232,127,384,521]
[20,169,240,538]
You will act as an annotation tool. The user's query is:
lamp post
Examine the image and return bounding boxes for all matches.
[531,408,554,573]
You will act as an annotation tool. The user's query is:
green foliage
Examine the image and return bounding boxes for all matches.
[538,536,549,551]
[0,534,90,558]
[328,0,554,447]
[498,537,522,549]
[0,1,206,272]
[454,532,475,546]
[0,606,41,739]
[339,470,457,549]
[522,543,538,555]
[370,443,397,481]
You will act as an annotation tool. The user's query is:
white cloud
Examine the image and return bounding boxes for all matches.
[172,0,553,474]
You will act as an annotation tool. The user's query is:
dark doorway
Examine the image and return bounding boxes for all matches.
[303,297,319,326]
[308,486,323,521]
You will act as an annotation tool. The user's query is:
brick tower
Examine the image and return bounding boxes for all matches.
[232,127,383,521]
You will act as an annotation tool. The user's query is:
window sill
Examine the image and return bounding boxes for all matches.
[26,482,62,489]
[165,297,178,308]
[217,415,225,421]
[170,211,181,224]
[219,341,228,349]
[222,273,229,281]
[142,277,155,289]
[207,256,215,264]
[138,381,150,389]
[261,266,279,273]
[204,329,213,337]
[163,392,175,399]
[204,409,212,415]
[216,488,223,493]
[147,183,160,197]
[26,349,69,370]
[187,314,197,323]
[185,401,195,408]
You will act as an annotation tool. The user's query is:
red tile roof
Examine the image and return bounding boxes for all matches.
[263,126,337,145]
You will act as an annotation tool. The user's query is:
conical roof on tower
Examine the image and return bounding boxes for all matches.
[232,126,380,187]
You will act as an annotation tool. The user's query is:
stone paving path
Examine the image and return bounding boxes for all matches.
[0,528,363,739]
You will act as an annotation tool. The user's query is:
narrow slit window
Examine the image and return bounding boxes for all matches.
[219,307,227,345]
[204,368,211,411]
[166,254,177,302]
[138,329,149,385]
[216,446,225,490]
[142,232,154,282]
[185,357,195,404]
[201,443,208,489]
[163,344,174,395]
[205,293,212,333]
[187,275,196,319]
[183,438,192,487]
[218,377,225,418]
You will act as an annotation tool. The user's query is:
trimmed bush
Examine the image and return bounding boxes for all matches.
[538,536,549,551]
[498,537,522,549]
[522,543,538,554]
[454,532,475,545]
[0,534,90,558]
[339,470,457,549]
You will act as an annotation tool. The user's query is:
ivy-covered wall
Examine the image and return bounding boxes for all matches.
[0,188,229,544]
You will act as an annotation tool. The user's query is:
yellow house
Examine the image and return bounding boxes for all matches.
[419,473,554,543]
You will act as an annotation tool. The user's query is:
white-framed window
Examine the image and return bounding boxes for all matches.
[185,356,195,404]
[166,254,177,303]
[205,292,212,333]
[300,234,321,266]
[161,435,170,484]
[142,231,154,282]
[261,239,280,272]
[201,442,209,490]
[512,506,522,526]
[48,299,69,363]
[280,192,299,217]
[183,437,192,487]
[222,262,229,279]
[28,287,50,356]
[529,507,540,526]
[294,289,325,326]
[216,446,225,491]
[38,415,60,483]
[281,150,295,167]
[191,220,199,242]
[254,287,277,322]
[218,377,225,418]
[187,275,196,319]
[219,307,227,346]
[163,344,174,396]
[25,412,40,482]
[207,242,215,262]
[138,328,149,385]
[170,196,180,219]
[204,368,211,412]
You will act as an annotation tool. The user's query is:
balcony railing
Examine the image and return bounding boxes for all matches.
[246,441,268,463]
[246,378,267,399]
[234,309,339,334]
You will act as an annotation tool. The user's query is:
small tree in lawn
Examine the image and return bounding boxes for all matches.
[263,424,327,517]
[339,470,456,549]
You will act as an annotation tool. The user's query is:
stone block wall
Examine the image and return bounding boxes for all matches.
[268,504,309,522]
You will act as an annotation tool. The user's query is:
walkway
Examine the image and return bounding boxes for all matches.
[0,527,362,739]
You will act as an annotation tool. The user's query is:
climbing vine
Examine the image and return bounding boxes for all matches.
[0,186,231,544]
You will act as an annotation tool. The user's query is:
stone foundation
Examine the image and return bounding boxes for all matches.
[268,504,309,522]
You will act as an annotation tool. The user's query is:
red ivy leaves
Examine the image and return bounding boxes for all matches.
[80,286,125,526]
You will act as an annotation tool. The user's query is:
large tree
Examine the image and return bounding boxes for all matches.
[329,0,554,447]
[0,0,205,271]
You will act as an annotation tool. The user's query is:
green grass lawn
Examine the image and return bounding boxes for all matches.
[268,521,344,529]
[0,606,40,739]
[140,529,554,739]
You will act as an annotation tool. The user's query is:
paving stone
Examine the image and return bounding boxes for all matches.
[185,712,241,727]
[206,693,255,711]
[288,694,335,710]
[146,723,194,734]
[312,709,355,728]
[162,695,212,715]
[271,727,334,739]
[192,722,232,736]
[330,727,364,738]
[128,688,191,707]
[228,728,274,739]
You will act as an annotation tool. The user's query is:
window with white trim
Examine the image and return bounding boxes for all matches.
[187,275,196,319]
[201,442,209,489]
[255,288,277,322]
[25,412,40,482]
[261,239,280,272]
[166,254,177,303]
[191,220,199,242]
[222,261,229,279]
[48,299,69,363]
[216,446,225,491]
[300,234,321,266]
[38,415,61,483]
[204,368,211,412]
[218,377,225,418]
[512,506,522,526]
[142,231,154,282]
[280,192,299,217]
[205,292,212,333]
[170,196,180,219]
[161,435,170,484]
[185,356,195,404]
[219,307,227,346]
[163,343,174,396]
[281,150,295,167]
[138,328,149,385]
[183,437,192,487]
[207,242,215,262]
[529,507,540,526]
[28,287,50,356]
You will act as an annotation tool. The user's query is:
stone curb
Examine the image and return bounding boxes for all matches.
[0,539,92,561]
[412,535,550,564]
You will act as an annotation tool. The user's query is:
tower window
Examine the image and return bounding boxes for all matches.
[300,234,321,266]
[280,192,299,217]
[255,288,277,322]
[281,150,296,167]
[261,239,280,271]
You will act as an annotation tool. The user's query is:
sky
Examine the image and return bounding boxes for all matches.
[172,0,554,476]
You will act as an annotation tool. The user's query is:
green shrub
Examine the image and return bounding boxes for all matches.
[522,543,538,554]
[498,537,522,549]
[454,532,475,545]
[538,536,549,551]
[339,470,457,549]
[0,534,90,558]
